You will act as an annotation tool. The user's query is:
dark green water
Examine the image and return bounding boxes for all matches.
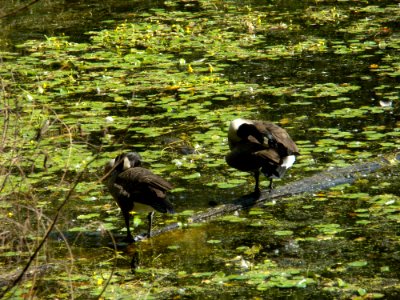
[0,0,399,299]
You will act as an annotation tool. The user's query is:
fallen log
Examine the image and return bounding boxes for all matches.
[132,153,400,242]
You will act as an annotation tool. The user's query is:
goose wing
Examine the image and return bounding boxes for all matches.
[117,167,173,192]
[252,121,299,155]
[115,167,174,212]
[254,148,281,164]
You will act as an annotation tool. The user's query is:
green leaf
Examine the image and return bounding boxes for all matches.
[348,260,368,267]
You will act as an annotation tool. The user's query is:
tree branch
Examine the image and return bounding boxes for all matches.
[0,0,42,19]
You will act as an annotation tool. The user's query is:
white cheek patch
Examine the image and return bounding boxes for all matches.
[231,118,248,131]
[281,155,296,169]
[123,157,131,170]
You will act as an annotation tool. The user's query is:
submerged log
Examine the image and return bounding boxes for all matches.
[132,153,400,242]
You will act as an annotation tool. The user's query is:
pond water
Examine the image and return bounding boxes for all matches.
[1,0,400,299]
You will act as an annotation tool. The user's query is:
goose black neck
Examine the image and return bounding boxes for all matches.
[237,123,264,144]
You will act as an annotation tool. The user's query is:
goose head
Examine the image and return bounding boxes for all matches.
[228,118,251,142]
[228,118,266,145]
[104,152,142,175]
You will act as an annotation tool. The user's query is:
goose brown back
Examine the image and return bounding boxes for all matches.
[104,152,174,242]
[226,118,299,194]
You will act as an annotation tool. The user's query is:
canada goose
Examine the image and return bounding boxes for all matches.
[226,118,299,194]
[104,152,174,242]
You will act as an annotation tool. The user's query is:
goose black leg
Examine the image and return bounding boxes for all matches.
[268,178,274,192]
[253,170,261,196]
[147,211,155,238]
[123,210,134,242]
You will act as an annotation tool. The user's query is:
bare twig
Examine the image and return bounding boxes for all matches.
[0,0,42,19]
[0,155,100,299]
[96,229,118,299]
